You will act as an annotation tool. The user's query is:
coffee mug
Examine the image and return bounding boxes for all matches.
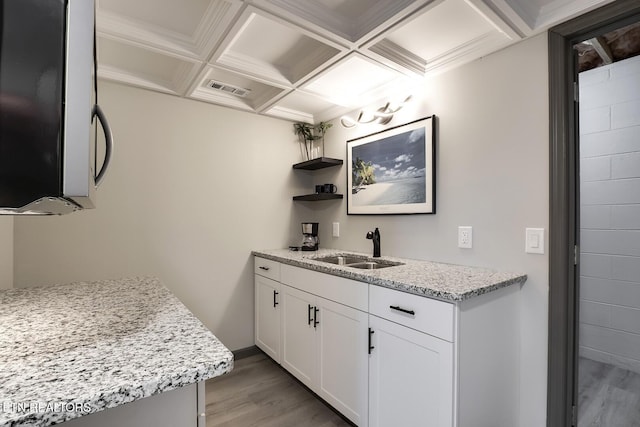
[315,185,323,194]
[323,183,337,193]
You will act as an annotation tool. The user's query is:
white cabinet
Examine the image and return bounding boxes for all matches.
[254,256,521,427]
[281,284,318,387]
[281,282,369,426]
[368,314,453,427]
[254,257,280,281]
[255,274,281,363]
[254,257,282,363]
[316,295,368,426]
[368,284,454,427]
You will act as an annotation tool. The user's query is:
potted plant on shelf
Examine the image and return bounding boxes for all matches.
[315,121,332,158]
[294,121,333,161]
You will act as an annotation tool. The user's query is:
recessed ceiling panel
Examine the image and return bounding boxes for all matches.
[364,0,519,76]
[272,90,337,114]
[98,37,199,93]
[189,66,288,111]
[100,0,211,36]
[255,0,423,43]
[302,54,401,106]
[386,0,496,61]
[213,7,343,85]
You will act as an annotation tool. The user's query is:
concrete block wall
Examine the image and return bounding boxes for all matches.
[579,54,640,374]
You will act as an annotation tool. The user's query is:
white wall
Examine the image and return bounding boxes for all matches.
[0,218,13,289]
[310,34,549,427]
[13,81,307,351]
[579,55,640,374]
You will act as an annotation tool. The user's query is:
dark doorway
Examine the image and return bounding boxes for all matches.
[548,1,640,426]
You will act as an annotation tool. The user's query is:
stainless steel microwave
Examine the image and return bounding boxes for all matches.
[0,0,113,215]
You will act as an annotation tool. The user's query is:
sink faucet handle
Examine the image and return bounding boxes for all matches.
[366,228,381,258]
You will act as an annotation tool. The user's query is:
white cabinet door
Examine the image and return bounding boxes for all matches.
[369,315,454,427]
[281,284,318,389]
[255,274,281,363]
[317,297,369,426]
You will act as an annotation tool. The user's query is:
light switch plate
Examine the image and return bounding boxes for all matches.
[332,222,339,237]
[525,228,545,254]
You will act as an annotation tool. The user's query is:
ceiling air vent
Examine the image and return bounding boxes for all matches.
[206,80,251,98]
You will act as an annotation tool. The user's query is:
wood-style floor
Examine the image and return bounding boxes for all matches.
[578,357,640,426]
[205,352,354,427]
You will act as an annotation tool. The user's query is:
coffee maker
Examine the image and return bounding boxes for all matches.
[301,222,319,251]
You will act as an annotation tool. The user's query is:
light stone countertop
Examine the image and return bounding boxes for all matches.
[0,277,233,427]
[253,248,527,302]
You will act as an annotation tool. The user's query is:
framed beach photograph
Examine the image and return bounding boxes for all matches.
[347,116,435,215]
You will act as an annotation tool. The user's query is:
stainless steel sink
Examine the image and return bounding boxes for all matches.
[313,255,369,265]
[348,262,388,270]
[312,255,404,269]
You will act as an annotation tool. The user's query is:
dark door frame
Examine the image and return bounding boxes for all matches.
[548,1,640,426]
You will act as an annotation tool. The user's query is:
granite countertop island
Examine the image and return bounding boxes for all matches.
[0,277,233,427]
[253,248,527,302]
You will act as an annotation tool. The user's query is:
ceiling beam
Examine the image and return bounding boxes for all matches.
[588,36,613,64]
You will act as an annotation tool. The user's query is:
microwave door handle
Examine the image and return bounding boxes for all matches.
[92,104,113,187]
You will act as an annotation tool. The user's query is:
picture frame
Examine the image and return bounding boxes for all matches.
[347,116,435,215]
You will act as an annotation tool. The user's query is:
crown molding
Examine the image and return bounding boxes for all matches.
[98,65,179,95]
[366,39,427,76]
[465,0,522,40]
[536,0,613,29]
[97,11,201,61]
[252,0,353,42]
[174,62,206,96]
[263,105,316,122]
[478,0,534,36]
[193,0,244,60]
[424,31,510,74]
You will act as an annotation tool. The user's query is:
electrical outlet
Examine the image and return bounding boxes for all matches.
[332,222,340,237]
[458,226,472,249]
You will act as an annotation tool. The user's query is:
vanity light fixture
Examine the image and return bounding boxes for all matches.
[340,95,412,128]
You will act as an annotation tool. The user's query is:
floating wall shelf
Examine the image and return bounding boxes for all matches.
[292,157,343,170]
[293,193,344,201]
[292,157,343,202]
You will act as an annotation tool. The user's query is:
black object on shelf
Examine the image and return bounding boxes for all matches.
[293,193,344,201]
[292,157,343,170]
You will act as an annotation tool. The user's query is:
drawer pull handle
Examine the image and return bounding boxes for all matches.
[390,305,415,316]
[313,307,320,328]
[259,266,270,271]
[308,304,314,325]
[368,328,375,354]
[273,290,279,307]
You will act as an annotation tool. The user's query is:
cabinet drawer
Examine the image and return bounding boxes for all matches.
[369,285,454,342]
[254,257,280,281]
[281,264,368,312]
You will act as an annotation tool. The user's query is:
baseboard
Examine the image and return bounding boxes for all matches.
[232,345,261,360]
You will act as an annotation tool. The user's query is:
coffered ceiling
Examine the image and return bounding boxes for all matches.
[96,0,612,123]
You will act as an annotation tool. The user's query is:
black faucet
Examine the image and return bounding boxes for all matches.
[366,228,381,258]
